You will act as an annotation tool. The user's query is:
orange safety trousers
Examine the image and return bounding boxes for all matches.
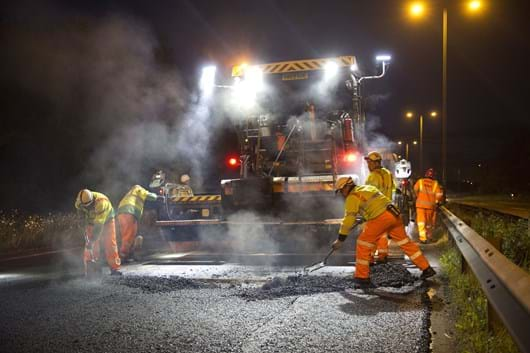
[370,234,389,262]
[83,219,121,271]
[416,208,436,241]
[355,210,430,279]
[117,213,138,257]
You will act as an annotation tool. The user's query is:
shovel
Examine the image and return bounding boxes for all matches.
[303,248,335,274]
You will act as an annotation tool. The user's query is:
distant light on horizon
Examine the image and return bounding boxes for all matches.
[375,55,391,62]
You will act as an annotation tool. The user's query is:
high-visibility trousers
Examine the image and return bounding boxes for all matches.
[83,219,121,271]
[370,234,389,262]
[416,207,436,241]
[355,210,430,279]
[117,213,138,258]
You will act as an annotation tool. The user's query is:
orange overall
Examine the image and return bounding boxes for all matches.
[76,192,120,271]
[339,185,430,280]
[117,185,158,258]
[365,167,395,262]
[414,178,443,241]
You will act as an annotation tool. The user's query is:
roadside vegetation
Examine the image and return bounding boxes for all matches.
[439,204,528,352]
[0,210,82,253]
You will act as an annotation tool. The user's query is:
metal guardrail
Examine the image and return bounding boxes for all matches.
[440,206,530,353]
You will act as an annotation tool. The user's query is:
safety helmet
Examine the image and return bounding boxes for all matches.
[180,174,190,184]
[78,189,94,207]
[335,176,356,193]
[425,168,435,178]
[364,151,382,162]
[395,160,412,179]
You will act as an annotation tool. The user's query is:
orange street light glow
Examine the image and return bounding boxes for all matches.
[409,2,425,17]
[430,111,438,117]
[468,1,482,12]
[406,112,414,118]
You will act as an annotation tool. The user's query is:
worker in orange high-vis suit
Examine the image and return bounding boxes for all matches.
[75,189,121,276]
[332,176,435,287]
[364,151,396,264]
[117,185,161,261]
[414,168,444,243]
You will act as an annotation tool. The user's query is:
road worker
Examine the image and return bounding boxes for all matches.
[117,185,161,261]
[75,189,121,276]
[332,176,435,287]
[174,174,194,197]
[414,168,444,243]
[364,151,396,264]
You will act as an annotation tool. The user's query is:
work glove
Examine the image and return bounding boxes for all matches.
[395,188,402,195]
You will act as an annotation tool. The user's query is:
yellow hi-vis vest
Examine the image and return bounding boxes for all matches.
[414,178,443,209]
[75,191,115,238]
[365,167,395,199]
[118,185,157,220]
[339,184,391,236]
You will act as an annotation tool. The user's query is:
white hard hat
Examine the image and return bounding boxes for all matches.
[180,174,190,183]
[395,160,412,178]
[335,175,357,193]
[78,189,94,207]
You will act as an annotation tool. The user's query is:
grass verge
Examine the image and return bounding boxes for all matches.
[439,247,520,353]
[0,210,83,253]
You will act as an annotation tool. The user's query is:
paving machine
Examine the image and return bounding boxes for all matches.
[154,55,390,253]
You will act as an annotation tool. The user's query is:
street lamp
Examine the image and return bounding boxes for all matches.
[406,1,485,186]
[397,139,418,161]
[405,111,438,174]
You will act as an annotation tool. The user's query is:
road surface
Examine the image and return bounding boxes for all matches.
[0,246,439,353]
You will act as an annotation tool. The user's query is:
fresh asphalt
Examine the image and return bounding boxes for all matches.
[0,247,434,353]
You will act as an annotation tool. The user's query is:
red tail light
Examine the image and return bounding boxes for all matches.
[226,156,240,168]
[343,152,357,163]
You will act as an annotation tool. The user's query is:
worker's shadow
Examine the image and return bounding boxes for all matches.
[337,289,421,316]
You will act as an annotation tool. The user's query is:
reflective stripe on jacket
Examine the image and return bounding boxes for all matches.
[118,185,157,219]
[339,185,391,236]
[414,178,443,210]
[365,167,395,199]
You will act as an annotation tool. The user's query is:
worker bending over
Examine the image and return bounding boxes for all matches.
[414,168,444,243]
[364,151,395,264]
[332,176,435,287]
[75,189,121,276]
[117,185,161,261]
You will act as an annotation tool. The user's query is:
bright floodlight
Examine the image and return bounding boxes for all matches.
[199,66,216,94]
[376,55,392,62]
[468,1,482,12]
[324,61,339,78]
[350,63,359,72]
[245,66,264,91]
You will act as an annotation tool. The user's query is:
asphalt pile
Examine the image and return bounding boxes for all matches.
[370,262,416,287]
[238,263,418,300]
[107,275,212,293]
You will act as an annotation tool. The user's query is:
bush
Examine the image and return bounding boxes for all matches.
[0,210,83,252]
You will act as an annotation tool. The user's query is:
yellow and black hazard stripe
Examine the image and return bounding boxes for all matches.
[232,56,355,77]
[173,195,222,203]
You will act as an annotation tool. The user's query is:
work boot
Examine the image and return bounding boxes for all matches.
[420,266,436,280]
[110,269,123,276]
[352,277,373,289]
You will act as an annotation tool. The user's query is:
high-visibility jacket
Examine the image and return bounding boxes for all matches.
[118,185,158,220]
[75,192,115,238]
[365,167,395,200]
[414,178,443,210]
[339,185,391,236]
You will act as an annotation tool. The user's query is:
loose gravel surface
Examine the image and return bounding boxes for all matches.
[0,262,430,353]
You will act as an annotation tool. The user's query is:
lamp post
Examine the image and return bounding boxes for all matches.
[397,139,418,161]
[406,1,484,186]
[405,111,437,174]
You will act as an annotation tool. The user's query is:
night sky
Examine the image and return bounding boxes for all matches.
[1,0,529,212]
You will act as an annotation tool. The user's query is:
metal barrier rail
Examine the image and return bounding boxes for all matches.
[440,206,530,353]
